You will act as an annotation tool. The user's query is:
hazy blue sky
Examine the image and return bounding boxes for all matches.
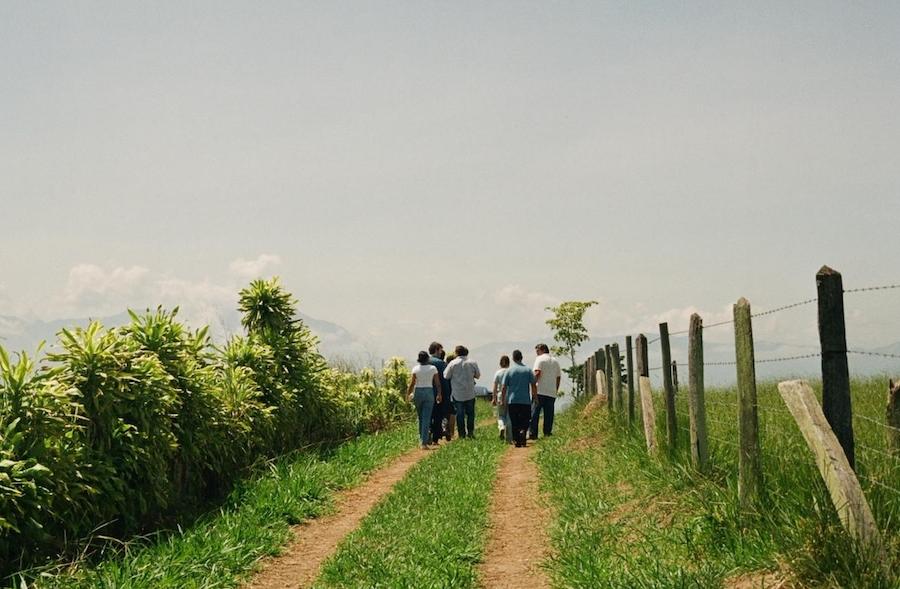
[2,2,899,363]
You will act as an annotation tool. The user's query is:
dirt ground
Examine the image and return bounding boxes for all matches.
[478,445,552,589]
[244,446,430,589]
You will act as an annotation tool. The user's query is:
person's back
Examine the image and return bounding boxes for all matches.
[503,362,534,405]
[445,356,480,402]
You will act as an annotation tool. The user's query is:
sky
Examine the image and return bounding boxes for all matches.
[2,2,899,370]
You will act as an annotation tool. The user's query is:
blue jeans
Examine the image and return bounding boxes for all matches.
[529,394,556,437]
[455,398,476,438]
[497,403,513,442]
[414,388,435,445]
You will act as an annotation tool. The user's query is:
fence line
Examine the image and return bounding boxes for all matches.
[578,266,899,556]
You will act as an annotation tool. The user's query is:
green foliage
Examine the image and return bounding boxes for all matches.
[545,300,598,391]
[537,379,899,588]
[314,424,507,588]
[0,279,412,580]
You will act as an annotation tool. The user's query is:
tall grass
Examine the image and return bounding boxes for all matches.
[536,377,898,588]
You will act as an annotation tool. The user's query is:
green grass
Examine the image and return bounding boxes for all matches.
[312,422,508,589]
[535,377,899,588]
[14,422,418,589]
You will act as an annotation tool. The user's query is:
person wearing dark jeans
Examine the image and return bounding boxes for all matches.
[501,349,537,447]
[455,398,476,438]
[529,343,561,439]
[428,342,451,444]
[443,345,481,439]
[529,394,556,438]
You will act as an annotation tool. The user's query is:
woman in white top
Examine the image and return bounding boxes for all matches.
[408,351,443,449]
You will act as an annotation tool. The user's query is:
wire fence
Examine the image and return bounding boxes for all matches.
[582,274,900,544]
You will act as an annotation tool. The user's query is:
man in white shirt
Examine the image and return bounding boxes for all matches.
[530,343,561,439]
[443,345,481,439]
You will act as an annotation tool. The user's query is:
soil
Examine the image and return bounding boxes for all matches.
[244,445,432,589]
[478,445,552,589]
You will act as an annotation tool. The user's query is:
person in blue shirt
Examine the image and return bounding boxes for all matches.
[501,349,537,447]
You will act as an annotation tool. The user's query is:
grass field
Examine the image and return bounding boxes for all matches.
[536,377,898,588]
[313,422,507,589]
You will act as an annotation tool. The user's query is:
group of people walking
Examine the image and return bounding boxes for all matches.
[406,342,561,450]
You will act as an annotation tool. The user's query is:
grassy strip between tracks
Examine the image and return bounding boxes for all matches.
[535,385,899,589]
[18,422,417,589]
[312,422,508,589]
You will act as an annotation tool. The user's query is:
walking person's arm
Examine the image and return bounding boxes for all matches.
[530,381,537,404]
[492,379,499,406]
[501,384,508,406]
[407,374,417,401]
[433,373,443,404]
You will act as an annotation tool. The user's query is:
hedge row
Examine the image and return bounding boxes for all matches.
[0,278,411,576]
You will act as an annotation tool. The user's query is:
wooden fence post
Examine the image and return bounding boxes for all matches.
[734,298,762,510]
[626,336,635,425]
[778,380,883,555]
[637,334,656,451]
[888,380,900,456]
[817,265,855,470]
[605,345,614,411]
[594,349,604,398]
[660,322,677,451]
[585,355,594,397]
[639,376,658,454]
[637,334,649,379]
[611,343,623,412]
[688,313,709,472]
[672,361,679,392]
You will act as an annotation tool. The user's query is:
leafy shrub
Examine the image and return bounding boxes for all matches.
[0,278,411,578]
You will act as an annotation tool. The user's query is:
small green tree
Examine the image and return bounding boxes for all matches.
[545,300,598,393]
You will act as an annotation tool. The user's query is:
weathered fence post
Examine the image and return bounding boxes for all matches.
[817,265,855,470]
[672,360,679,392]
[603,345,616,411]
[688,313,709,472]
[584,356,590,397]
[778,380,884,556]
[585,355,594,397]
[637,334,649,379]
[660,322,677,451]
[888,380,900,456]
[611,343,623,412]
[637,334,656,452]
[734,298,762,510]
[593,349,604,397]
[626,336,635,425]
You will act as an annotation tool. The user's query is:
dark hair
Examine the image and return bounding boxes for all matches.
[512,349,523,362]
[428,341,442,355]
[417,351,430,364]
[499,355,510,368]
[455,345,468,357]
[535,343,550,354]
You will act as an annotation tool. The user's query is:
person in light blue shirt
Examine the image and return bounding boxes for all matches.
[501,350,537,447]
[443,345,481,439]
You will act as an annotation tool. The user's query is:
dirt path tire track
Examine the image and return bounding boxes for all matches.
[479,444,552,589]
[244,444,433,589]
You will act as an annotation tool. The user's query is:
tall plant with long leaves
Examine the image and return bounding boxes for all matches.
[238,278,328,443]
[49,322,180,530]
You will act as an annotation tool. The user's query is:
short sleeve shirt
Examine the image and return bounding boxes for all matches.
[412,363,438,388]
[502,363,535,405]
[533,353,561,398]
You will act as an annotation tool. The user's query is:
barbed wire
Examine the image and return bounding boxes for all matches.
[858,474,900,498]
[752,298,818,318]
[857,442,900,462]
[855,413,900,433]
[846,349,900,361]
[844,283,900,294]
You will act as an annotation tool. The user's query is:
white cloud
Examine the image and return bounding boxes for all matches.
[62,264,151,311]
[228,254,282,281]
[493,284,558,308]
